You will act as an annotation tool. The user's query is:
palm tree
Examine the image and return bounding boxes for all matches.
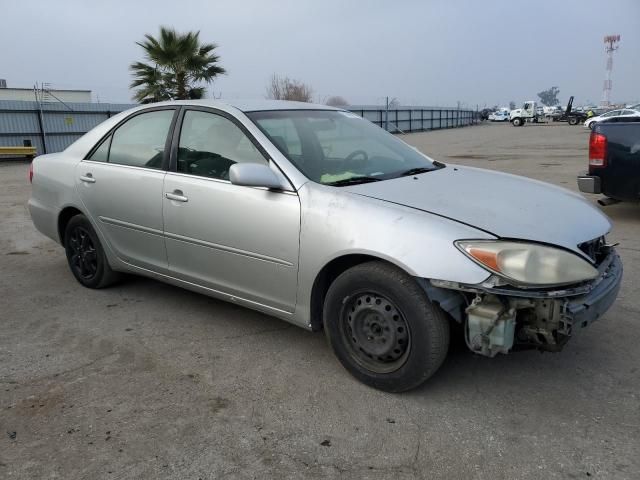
[130,27,226,103]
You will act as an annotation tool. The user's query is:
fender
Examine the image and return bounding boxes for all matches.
[291,183,493,328]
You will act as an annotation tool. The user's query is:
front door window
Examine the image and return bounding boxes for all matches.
[177,110,267,180]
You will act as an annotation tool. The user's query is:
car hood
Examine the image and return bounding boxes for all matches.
[344,165,611,256]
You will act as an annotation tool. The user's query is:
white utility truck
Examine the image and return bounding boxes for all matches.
[510,101,544,126]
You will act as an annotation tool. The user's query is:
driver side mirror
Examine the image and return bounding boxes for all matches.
[229,163,285,190]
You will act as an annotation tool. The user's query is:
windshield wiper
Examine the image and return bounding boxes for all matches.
[325,176,382,186]
[397,166,437,177]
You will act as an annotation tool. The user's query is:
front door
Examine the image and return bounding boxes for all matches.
[76,108,176,273]
[163,109,300,312]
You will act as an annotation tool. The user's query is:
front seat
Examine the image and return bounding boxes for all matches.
[270,136,290,156]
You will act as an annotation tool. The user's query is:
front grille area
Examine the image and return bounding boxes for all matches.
[578,236,608,265]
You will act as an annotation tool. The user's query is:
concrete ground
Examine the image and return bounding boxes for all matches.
[1,122,638,479]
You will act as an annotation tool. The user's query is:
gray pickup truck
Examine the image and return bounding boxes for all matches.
[578,117,640,204]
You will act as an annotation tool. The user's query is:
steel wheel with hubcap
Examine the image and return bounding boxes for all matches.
[324,261,450,392]
[342,292,411,374]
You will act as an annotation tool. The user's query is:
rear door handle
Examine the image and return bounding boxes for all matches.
[80,173,96,183]
[165,190,188,202]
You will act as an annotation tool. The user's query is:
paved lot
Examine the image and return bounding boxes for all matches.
[1,122,639,479]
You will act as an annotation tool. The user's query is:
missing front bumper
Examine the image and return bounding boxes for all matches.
[562,252,622,331]
[429,250,623,356]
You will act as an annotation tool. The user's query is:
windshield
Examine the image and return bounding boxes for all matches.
[247,110,441,185]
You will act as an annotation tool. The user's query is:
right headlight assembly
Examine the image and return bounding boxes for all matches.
[455,240,599,287]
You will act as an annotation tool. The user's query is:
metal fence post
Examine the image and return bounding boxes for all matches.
[36,105,47,154]
[385,97,389,132]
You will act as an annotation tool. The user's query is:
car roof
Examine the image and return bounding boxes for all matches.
[143,99,340,113]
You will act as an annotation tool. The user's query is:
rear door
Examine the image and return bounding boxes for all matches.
[162,108,301,312]
[76,108,177,273]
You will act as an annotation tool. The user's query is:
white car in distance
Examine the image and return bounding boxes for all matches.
[489,109,510,122]
[584,108,640,129]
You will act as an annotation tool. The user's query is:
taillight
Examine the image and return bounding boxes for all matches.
[589,131,607,170]
[28,161,34,183]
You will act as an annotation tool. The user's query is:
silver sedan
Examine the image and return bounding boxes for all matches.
[29,100,622,392]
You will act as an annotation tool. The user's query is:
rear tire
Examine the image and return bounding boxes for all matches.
[64,214,120,289]
[323,261,450,392]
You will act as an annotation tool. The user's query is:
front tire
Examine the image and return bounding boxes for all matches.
[323,261,450,392]
[568,117,578,125]
[64,214,119,289]
[512,118,523,126]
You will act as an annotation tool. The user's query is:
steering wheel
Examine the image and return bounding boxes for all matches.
[343,149,369,169]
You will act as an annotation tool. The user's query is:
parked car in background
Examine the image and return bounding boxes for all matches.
[489,110,509,122]
[579,116,640,204]
[584,108,640,130]
[28,100,623,392]
[480,108,494,121]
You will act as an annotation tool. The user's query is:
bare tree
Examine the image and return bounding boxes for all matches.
[325,96,349,107]
[266,74,313,102]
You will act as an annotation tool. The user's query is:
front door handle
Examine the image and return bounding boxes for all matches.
[165,190,188,202]
[79,173,96,183]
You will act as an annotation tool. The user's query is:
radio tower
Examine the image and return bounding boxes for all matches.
[601,35,620,107]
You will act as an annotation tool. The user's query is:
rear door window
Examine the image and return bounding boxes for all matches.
[108,110,175,169]
[88,136,111,162]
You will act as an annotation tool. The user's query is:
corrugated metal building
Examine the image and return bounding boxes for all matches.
[0,100,135,154]
[0,100,477,156]
[0,87,92,103]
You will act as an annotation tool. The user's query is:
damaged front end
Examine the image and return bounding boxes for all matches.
[423,244,622,358]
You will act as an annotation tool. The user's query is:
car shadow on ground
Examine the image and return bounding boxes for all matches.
[113,272,621,401]
[595,200,640,222]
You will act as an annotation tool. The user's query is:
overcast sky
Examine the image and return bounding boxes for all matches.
[2,0,639,107]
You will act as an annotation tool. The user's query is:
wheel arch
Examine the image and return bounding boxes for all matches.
[309,253,412,332]
[57,206,85,244]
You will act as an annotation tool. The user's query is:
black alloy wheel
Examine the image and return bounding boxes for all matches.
[67,225,98,280]
[64,214,120,289]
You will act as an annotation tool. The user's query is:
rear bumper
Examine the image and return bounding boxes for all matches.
[563,251,622,331]
[577,173,601,194]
